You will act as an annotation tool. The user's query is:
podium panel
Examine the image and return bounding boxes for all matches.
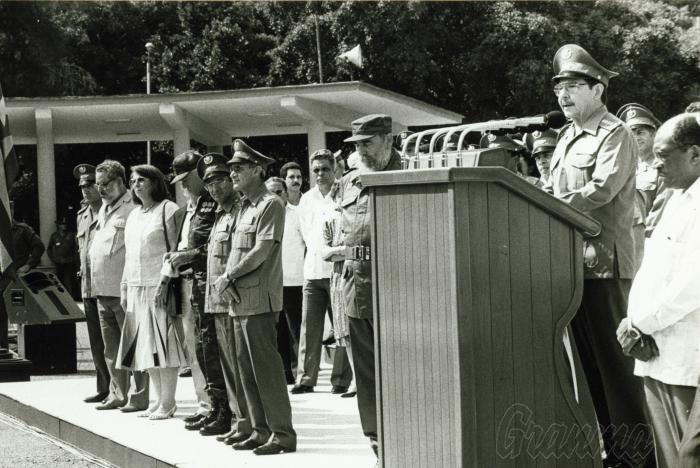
[363,168,602,468]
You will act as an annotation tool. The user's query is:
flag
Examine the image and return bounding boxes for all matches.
[0,82,18,274]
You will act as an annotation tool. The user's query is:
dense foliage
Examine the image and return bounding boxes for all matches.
[2,1,698,119]
[2,1,699,227]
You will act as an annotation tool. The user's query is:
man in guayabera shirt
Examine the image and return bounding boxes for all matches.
[89,160,149,412]
[549,44,653,466]
[337,114,402,458]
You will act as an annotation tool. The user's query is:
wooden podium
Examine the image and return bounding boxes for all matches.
[361,168,603,468]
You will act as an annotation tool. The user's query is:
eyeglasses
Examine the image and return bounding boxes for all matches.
[552,82,589,96]
[95,177,118,189]
[129,177,148,187]
[204,177,229,189]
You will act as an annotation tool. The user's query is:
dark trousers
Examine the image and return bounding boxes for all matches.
[572,279,654,466]
[276,307,296,383]
[56,263,79,299]
[643,376,696,468]
[214,314,251,434]
[349,316,377,452]
[191,277,227,402]
[96,296,149,408]
[84,298,109,395]
[297,279,352,387]
[679,383,700,468]
[233,312,296,449]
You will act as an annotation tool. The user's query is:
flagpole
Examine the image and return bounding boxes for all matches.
[0,82,32,380]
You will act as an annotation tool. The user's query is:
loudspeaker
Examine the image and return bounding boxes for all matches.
[339,45,363,68]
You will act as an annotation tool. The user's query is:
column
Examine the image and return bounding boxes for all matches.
[172,128,190,206]
[35,108,55,265]
[306,121,326,188]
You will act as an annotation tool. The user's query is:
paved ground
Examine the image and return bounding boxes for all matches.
[0,412,109,468]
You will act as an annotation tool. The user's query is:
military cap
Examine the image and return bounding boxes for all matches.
[73,164,96,187]
[344,114,393,143]
[524,129,558,156]
[479,133,523,152]
[197,153,230,183]
[171,150,203,184]
[552,44,618,87]
[616,103,661,129]
[228,139,275,168]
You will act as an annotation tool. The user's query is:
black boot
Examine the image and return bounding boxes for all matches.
[199,399,232,436]
[185,400,217,431]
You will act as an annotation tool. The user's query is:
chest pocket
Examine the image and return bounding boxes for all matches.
[110,219,127,255]
[212,221,232,258]
[566,152,596,188]
[234,224,256,250]
[77,228,87,251]
[341,183,364,215]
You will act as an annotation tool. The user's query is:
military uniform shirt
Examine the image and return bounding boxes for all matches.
[205,204,238,314]
[76,203,100,298]
[551,105,637,279]
[225,183,285,317]
[11,222,45,269]
[337,149,401,319]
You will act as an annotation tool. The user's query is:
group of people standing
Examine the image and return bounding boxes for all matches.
[68,41,700,468]
[73,115,396,458]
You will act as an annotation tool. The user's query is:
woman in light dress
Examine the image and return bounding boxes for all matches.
[117,165,185,420]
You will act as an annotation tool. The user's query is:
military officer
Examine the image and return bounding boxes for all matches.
[214,139,296,455]
[74,164,110,404]
[616,103,664,271]
[339,114,402,458]
[525,129,557,188]
[197,153,252,446]
[162,150,230,435]
[550,44,653,466]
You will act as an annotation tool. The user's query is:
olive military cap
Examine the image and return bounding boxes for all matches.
[479,133,523,152]
[552,44,619,87]
[171,150,203,184]
[524,129,558,156]
[73,164,96,187]
[228,139,275,168]
[616,103,661,130]
[197,153,230,183]
[344,114,393,143]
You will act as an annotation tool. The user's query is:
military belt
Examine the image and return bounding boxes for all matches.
[345,245,371,261]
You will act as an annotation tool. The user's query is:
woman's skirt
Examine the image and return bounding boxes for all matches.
[116,285,186,371]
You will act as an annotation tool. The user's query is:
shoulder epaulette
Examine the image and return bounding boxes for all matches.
[599,113,623,132]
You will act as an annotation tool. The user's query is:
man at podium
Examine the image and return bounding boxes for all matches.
[339,114,402,459]
[548,44,653,466]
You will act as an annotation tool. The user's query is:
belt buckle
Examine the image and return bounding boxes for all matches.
[353,246,362,261]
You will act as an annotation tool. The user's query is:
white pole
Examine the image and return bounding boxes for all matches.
[145,42,154,165]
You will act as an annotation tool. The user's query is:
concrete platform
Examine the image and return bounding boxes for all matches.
[0,371,375,468]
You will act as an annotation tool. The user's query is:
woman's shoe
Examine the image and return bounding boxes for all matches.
[138,403,160,418]
[149,405,177,420]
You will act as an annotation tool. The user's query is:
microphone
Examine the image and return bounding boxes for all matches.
[487,111,566,133]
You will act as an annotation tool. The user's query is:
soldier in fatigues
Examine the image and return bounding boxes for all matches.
[616,103,664,272]
[199,153,252,446]
[549,44,653,466]
[162,151,230,436]
[338,114,402,459]
[74,164,110,403]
